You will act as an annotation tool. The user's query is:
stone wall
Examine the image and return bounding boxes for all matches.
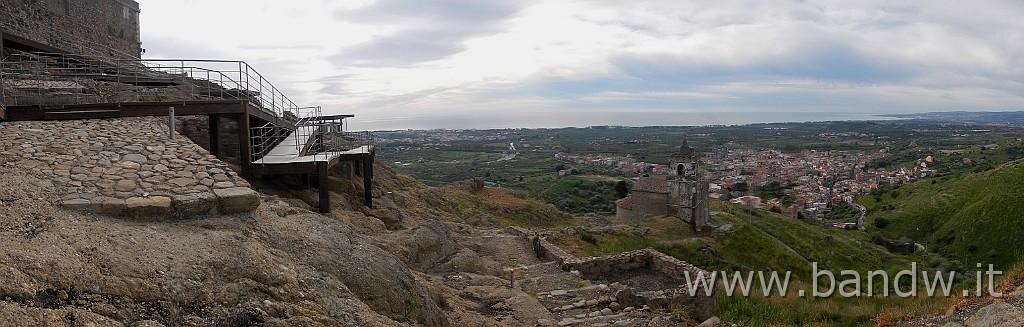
[615,206,639,220]
[0,117,260,219]
[533,237,717,320]
[175,115,242,164]
[632,191,667,217]
[1,0,141,59]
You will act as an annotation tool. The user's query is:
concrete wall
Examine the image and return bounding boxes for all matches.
[1,0,141,59]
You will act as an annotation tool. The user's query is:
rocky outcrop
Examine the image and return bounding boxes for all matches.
[966,302,1024,327]
[0,188,443,326]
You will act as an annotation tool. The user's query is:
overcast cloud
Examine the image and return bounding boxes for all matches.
[137,0,1024,129]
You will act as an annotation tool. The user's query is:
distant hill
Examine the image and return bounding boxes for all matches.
[860,160,1024,269]
[882,111,1024,125]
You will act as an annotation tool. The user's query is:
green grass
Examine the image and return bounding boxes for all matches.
[518,174,625,214]
[435,186,578,229]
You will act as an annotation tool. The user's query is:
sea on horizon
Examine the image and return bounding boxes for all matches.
[350,110,898,131]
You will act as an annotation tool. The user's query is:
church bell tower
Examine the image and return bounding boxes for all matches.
[668,139,710,232]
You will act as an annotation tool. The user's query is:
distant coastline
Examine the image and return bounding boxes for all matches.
[355,111,901,131]
[877,111,1024,124]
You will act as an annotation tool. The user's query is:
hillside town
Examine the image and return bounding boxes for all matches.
[557,147,936,216]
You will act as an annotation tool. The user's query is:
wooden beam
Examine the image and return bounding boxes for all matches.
[3,100,250,122]
[318,161,330,213]
[250,162,317,175]
[237,107,252,181]
[4,106,45,121]
[208,114,220,157]
[43,109,122,120]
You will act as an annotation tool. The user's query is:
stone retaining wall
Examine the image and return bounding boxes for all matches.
[0,117,259,219]
[533,237,717,320]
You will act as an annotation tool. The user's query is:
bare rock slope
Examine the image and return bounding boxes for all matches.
[0,118,700,326]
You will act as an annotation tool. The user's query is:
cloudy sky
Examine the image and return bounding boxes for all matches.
[137,0,1024,129]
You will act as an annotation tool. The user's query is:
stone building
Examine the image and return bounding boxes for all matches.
[1,0,142,59]
[667,140,710,231]
[615,175,669,219]
[617,140,711,230]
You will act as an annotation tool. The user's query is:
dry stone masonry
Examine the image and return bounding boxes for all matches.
[0,117,259,219]
[532,236,718,321]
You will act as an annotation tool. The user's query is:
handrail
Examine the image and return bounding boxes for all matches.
[0,52,5,114]
[1,49,374,164]
[250,106,373,165]
[0,51,301,120]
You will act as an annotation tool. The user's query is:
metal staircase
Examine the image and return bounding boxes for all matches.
[250,106,372,164]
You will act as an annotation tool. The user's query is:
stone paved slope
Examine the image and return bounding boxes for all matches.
[0,117,258,219]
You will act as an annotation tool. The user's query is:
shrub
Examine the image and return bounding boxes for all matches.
[874,218,889,229]
[580,231,598,245]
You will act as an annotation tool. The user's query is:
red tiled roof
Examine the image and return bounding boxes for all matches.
[615,196,633,209]
[633,176,669,194]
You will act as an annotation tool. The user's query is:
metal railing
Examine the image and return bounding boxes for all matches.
[0,49,375,165]
[251,106,374,164]
[135,59,299,118]
[0,51,300,119]
[0,52,5,115]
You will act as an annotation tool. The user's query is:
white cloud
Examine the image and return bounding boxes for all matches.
[137,0,1024,129]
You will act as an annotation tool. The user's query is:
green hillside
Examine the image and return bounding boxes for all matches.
[558,202,919,277]
[519,174,627,214]
[555,202,945,325]
[860,160,1024,269]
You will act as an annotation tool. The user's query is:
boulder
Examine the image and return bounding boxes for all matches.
[93,196,126,216]
[213,187,261,213]
[125,196,172,217]
[698,316,722,327]
[172,193,217,219]
[61,198,91,211]
[967,302,1024,327]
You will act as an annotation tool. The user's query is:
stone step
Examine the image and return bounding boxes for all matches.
[567,305,657,324]
[517,261,563,279]
[536,283,621,306]
[549,296,621,311]
[517,271,587,295]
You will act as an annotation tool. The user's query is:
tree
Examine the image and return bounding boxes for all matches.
[729,182,749,193]
[614,181,629,199]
